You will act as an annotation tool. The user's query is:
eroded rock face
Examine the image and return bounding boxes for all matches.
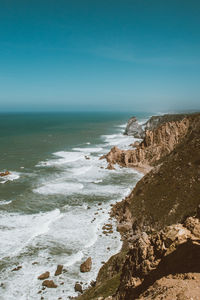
[101,116,190,171]
[77,113,200,300]
[115,216,200,299]
[124,116,145,138]
[80,257,92,273]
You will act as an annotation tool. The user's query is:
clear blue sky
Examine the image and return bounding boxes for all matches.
[0,0,200,112]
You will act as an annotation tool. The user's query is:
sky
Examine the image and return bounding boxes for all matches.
[0,0,200,112]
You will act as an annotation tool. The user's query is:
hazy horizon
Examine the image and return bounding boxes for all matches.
[0,0,200,112]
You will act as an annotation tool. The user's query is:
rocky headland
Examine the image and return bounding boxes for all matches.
[77,112,200,300]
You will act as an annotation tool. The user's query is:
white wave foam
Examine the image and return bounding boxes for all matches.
[73,147,103,153]
[64,250,84,267]
[102,134,118,140]
[0,200,12,205]
[102,133,135,150]
[34,182,84,195]
[93,179,103,184]
[37,151,85,167]
[116,123,127,128]
[79,184,130,197]
[0,209,62,259]
[72,166,92,175]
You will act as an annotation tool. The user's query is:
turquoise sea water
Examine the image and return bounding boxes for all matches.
[0,112,148,299]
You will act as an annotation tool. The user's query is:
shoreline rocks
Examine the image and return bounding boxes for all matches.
[42,280,57,288]
[12,266,22,272]
[0,171,11,177]
[54,264,63,276]
[80,257,92,273]
[38,271,50,280]
[74,283,83,293]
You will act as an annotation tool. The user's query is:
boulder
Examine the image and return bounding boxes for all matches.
[80,257,92,272]
[38,271,50,280]
[124,117,144,138]
[74,282,83,293]
[12,266,22,272]
[42,280,57,288]
[54,264,63,276]
[0,171,11,177]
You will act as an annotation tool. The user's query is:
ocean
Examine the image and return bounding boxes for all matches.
[0,112,149,299]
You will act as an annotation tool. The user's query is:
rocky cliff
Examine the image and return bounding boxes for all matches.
[78,113,200,300]
[101,115,190,172]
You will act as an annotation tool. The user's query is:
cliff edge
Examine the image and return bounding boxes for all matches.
[77,113,200,300]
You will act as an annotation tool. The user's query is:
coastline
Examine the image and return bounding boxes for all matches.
[0,112,143,300]
[77,112,200,300]
[2,112,200,299]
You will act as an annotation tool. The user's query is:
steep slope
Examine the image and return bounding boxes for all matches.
[77,113,200,300]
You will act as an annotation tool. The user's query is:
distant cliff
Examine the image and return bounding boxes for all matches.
[124,116,144,138]
[78,113,200,300]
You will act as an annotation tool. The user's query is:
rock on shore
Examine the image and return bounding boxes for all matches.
[80,257,92,273]
[54,264,63,276]
[0,171,11,177]
[42,280,57,288]
[38,271,50,280]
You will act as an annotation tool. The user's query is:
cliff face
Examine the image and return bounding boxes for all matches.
[78,113,200,300]
[110,113,200,299]
[101,116,190,171]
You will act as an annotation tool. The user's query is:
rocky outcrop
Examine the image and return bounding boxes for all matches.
[0,171,10,177]
[115,215,200,299]
[101,115,190,171]
[124,117,144,138]
[78,113,200,300]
